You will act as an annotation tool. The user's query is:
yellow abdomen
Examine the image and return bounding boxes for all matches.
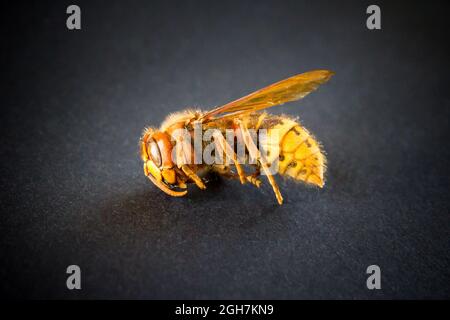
[261,116,326,187]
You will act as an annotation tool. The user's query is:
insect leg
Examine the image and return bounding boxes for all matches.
[181,164,206,190]
[236,119,283,205]
[213,164,261,188]
[246,166,262,188]
[212,131,246,184]
[255,112,267,130]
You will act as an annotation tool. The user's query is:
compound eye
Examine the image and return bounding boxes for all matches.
[147,139,162,167]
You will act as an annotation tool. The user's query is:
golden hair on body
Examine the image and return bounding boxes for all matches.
[140,70,334,204]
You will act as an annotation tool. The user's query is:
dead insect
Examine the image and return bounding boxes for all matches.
[140,70,334,204]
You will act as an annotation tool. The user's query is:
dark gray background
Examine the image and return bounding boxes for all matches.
[1,0,449,299]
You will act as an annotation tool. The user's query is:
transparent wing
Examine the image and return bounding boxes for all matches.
[199,70,334,122]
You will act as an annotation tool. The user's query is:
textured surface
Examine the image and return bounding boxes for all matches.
[1,0,449,299]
